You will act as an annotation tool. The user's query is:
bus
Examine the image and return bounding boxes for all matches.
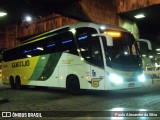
[2,22,152,94]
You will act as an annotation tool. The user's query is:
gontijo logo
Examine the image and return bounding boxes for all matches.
[12,60,30,68]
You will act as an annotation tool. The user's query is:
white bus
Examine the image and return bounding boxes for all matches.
[2,22,151,94]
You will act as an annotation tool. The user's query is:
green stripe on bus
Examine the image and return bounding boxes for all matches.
[37,52,62,80]
[29,55,50,80]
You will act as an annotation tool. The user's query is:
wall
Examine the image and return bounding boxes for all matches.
[0,0,119,49]
[79,0,118,25]
[119,18,139,39]
[116,0,160,13]
[116,0,160,40]
[0,0,160,48]
[0,14,78,48]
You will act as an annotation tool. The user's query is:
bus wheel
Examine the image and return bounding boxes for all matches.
[15,76,22,90]
[10,76,16,89]
[66,75,80,95]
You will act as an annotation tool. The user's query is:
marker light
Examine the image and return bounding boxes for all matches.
[104,31,121,37]
[27,55,32,58]
[80,57,84,61]
[109,73,123,84]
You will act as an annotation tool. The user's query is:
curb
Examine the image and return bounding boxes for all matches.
[0,98,9,104]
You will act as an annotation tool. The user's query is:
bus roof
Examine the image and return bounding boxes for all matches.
[70,22,129,33]
[3,22,129,52]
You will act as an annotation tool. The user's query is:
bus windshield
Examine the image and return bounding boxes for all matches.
[102,31,142,71]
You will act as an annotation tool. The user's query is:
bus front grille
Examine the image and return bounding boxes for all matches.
[124,77,137,82]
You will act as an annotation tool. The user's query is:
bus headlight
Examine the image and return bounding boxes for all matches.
[138,74,145,82]
[109,73,123,84]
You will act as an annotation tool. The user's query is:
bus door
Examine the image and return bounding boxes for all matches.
[89,40,105,90]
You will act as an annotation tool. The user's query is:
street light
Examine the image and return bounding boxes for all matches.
[25,16,32,22]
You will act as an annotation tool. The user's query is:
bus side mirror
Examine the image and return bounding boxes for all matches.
[91,34,113,46]
[136,39,152,51]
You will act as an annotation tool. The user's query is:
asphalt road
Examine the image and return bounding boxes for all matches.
[0,80,160,120]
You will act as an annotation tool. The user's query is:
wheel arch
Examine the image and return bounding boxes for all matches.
[66,74,81,94]
[15,75,21,82]
[66,74,80,87]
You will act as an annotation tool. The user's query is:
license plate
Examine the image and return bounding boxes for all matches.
[128,83,135,88]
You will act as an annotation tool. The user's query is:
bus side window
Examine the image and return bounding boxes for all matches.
[60,32,74,52]
[76,29,92,60]
[46,38,57,54]
[57,32,78,55]
[22,39,46,58]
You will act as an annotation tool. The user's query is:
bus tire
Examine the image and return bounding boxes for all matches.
[15,76,22,90]
[10,76,16,89]
[66,75,80,95]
